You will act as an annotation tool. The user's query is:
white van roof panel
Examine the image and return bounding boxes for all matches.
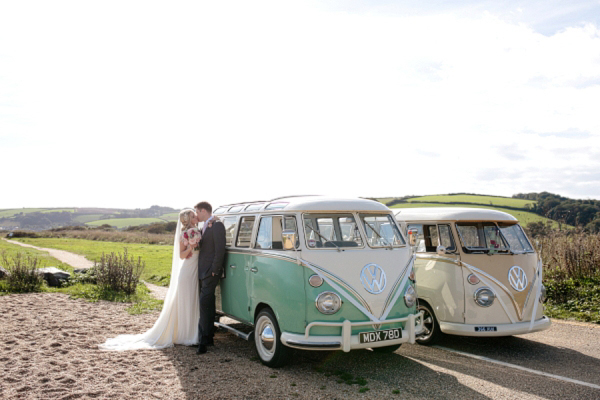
[394,207,518,222]
[218,196,390,213]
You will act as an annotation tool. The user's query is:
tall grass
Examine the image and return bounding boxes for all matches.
[94,249,145,295]
[535,231,600,323]
[538,231,600,280]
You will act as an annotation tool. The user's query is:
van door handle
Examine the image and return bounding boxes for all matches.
[250,267,258,273]
[230,265,236,269]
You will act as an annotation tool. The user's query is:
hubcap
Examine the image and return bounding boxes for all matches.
[418,307,434,342]
[260,325,275,350]
[255,315,276,361]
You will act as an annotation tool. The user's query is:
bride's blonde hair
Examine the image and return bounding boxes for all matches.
[179,208,196,230]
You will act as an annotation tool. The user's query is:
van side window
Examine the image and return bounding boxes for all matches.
[283,216,300,249]
[407,224,445,253]
[223,217,238,247]
[438,224,455,251]
[255,216,295,250]
[255,217,274,249]
[236,216,255,248]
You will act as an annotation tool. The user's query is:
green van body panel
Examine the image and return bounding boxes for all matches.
[219,252,253,324]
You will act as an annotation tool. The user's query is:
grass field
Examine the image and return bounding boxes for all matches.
[40,209,76,213]
[404,194,536,209]
[159,212,180,221]
[0,239,73,272]
[86,218,167,228]
[0,208,47,218]
[73,214,105,223]
[391,202,563,228]
[12,238,173,284]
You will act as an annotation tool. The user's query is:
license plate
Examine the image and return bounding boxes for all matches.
[474,326,497,332]
[359,328,402,344]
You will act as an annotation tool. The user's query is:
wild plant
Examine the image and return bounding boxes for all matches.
[94,249,145,295]
[0,250,44,293]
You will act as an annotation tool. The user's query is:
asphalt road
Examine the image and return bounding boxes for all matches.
[218,318,600,399]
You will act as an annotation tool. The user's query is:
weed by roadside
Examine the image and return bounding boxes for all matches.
[0,250,45,293]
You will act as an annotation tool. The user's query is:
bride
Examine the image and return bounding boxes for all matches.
[99,209,202,350]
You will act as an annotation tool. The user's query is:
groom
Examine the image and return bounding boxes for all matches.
[195,201,226,354]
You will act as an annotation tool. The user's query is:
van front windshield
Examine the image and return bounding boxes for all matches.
[303,214,363,248]
[498,223,534,253]
[456,222,510,253]
[360,214,405,248]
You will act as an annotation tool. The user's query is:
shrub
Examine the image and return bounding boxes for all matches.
[8,231,39,239]
[0,251,44,293]
[94,249,145,295]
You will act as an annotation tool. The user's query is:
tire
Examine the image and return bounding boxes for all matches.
[372,343,402,353]
[416,302,442,345]
[254,308,289,368]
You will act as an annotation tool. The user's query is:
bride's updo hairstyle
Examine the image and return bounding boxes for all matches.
[179,209,196,230]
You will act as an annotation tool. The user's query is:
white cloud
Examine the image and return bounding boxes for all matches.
[1,1,599,209]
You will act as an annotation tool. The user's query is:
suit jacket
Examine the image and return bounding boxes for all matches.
[198,219,226,280]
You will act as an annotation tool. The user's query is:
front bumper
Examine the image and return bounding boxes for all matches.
[439,316,551,337]
[280,312,424,352]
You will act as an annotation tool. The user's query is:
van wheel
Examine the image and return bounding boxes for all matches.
[372,343,402,353]
[417,302,442,345]
[254,308,289,368]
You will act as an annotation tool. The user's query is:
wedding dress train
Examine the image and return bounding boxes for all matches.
[99,221,199,350]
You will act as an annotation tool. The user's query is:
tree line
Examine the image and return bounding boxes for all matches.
[513,192,600,232]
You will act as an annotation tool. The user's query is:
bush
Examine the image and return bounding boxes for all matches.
[94,249,145,295]
[8,231,39,239]
[0,251,44,293]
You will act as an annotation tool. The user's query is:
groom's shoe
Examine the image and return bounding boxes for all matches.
[196,344,207,354]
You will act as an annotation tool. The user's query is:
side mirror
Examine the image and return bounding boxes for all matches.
[408,229,418,246]
[436,245,447,256]
[282,230,297,250]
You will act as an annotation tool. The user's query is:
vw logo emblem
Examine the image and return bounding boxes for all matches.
[360,264,387,294]
[508,266,528,292]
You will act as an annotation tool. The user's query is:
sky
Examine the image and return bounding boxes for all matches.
[1,0,599,210]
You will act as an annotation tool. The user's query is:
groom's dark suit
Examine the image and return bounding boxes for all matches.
[197,217,226,346]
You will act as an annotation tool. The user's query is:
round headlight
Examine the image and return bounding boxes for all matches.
[309,274,324,288]
[539,284,547,303]
[404,285,416,308]
[474,287,495,307]
[316,292,342,314]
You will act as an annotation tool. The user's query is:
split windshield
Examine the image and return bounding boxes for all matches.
[302,213,405,249]
[456,222,533,253]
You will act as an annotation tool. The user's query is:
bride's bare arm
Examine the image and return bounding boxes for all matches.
[179,239,194,260]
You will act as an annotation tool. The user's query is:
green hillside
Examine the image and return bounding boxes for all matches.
[390,202,561,228]
[404,194,536,209]
[86,218,167,229]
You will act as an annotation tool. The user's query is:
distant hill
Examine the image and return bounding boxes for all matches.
[0,205,178,231]
[375,192,599,229]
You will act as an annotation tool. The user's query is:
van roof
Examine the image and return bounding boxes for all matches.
[215,196,390,213]
[394,207,518,223]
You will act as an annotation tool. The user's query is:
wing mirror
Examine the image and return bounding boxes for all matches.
[436,245,447,256]
[407,229,419,246]
[282,230,297,250]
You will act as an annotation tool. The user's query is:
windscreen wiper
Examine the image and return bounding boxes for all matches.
[364,221,393,249]
[304,223,341,252]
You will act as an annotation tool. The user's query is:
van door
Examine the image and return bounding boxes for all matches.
[409,223,464,324]
[220,215,256,324]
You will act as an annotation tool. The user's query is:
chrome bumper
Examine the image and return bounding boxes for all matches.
[281,312,424,352]
[439,316,552,337]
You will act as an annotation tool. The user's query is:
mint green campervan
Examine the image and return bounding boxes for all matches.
[213,196,424,367]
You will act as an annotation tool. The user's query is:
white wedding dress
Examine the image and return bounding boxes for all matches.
[99,220,199,350]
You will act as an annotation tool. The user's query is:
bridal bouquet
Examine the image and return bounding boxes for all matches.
[182,227,201,248]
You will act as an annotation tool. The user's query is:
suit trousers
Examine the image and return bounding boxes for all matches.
[198,274,219,345]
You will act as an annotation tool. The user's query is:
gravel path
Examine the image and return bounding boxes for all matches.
[3,239,94,269]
